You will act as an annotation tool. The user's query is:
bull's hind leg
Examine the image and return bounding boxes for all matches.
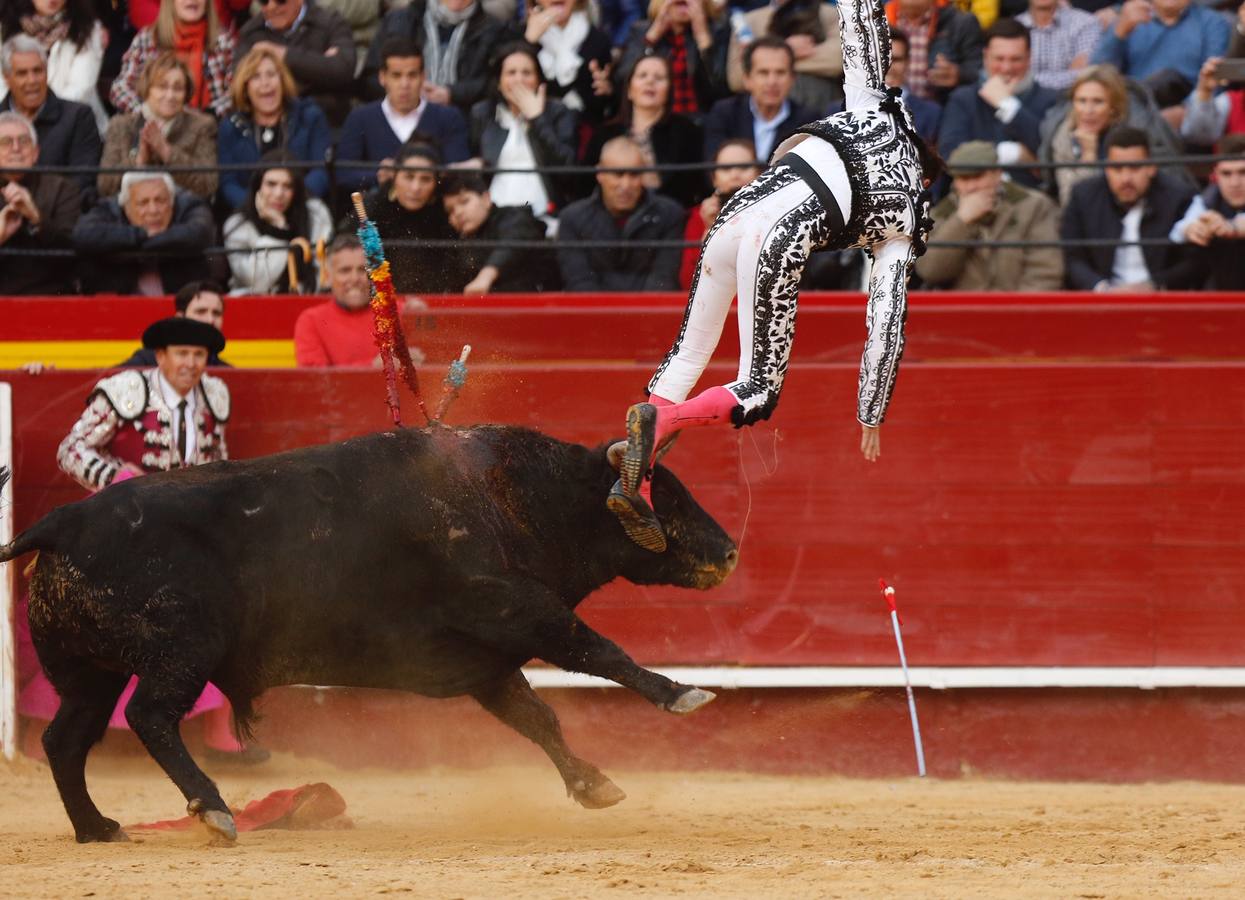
[39,662,131,843]
[472,670,626,809]
[124,676,236,844]
[462,576,714,714]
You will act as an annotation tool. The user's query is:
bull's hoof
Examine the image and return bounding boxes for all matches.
[75,818,130,843]
[607,481,667,553]
[188,799,237,845]
[666,687,716,715]
[571,777,627,810]
[621,403,658,496]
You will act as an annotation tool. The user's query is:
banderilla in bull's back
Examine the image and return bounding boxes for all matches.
[0,422,738,845]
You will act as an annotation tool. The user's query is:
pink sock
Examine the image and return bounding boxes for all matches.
[638,387,737,508]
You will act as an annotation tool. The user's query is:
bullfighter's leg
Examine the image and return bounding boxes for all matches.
[472,670,627,809]
[38,660,131,843]
[124,675,237,844]
[462,576,714,714]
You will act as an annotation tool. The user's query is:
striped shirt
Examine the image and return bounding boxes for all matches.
[1018,4,1102,92]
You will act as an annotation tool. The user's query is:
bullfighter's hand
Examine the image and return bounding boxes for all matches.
[860,424,881,462]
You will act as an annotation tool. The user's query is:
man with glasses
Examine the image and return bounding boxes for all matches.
[235,0,357,126]
[0,35,101,195]
[0,111,81,294]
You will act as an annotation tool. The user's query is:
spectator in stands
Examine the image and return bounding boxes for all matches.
[337,38,469,194]
[442,170,559,293]
[73,170,216,294]
[364,0,517,114]
[726,0,844,111]
[886,27,941,143]
[524,0,614,126]
[916,140,1063,290]
[1181,55,1245,147]
[0,35,101,193]
[316,0,387,69]
[359,141,467,293]
[599,0,647,48]
[235,0,355,127]
[294,234,396,366]
[470,41,579,224]
[557,135,684,291]
[111,0,235,119]
[885,0,984,101]
[119,280,230,366]
[1169,133,1245,290]
[1017,0,1101,92]
[1060,125,1195,291]
[98,53,218,199]
[0,110,81,294]
[217,47,330,211]
[938,19,1059,185]
[223,151,332,295]
[0,0,109,133]
[1039,63,1188,205]
[587,54,706,209]
[1090,0,1228,112]
[128,0,247,31]
[679,138,761,289]
[615,0,729,119]
[705,36,814,163]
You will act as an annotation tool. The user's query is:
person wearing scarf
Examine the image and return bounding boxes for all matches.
[98,52,218,198]
[524,0,613,124]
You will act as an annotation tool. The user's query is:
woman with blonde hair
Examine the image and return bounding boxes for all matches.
[615,0,728,119]
[216,46,331,210]
[98,53,218,198]
[110,0,235,117]
[1040,65,1128,204]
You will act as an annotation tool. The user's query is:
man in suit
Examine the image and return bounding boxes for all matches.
[337,37,469,193]
[0,35,101,195]
[703,36,815,162]
[1060,125,1195,291]
[938,19,1059,188]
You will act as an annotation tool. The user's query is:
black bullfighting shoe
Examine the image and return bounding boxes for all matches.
[619,402,658,496]
[607,479,667,553]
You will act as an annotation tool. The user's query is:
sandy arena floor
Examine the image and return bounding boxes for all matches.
[3,754,1244,898]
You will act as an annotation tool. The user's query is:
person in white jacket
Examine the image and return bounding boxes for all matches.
[223,152,333,295]
[607,0,943,552]
[0,0,108,134]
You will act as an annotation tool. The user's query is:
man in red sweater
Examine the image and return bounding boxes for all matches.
[294,235,397,367]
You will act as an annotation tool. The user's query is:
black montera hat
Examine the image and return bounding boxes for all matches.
[141,317,226,353]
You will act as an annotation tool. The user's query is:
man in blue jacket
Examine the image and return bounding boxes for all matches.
[337,37,469,193]
[938,19,1058,188]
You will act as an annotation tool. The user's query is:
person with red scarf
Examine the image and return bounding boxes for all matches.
[111,0,236,118]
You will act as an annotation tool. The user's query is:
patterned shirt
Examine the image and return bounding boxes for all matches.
[666,30,698,116]
[1018,4,1102,92]
[896,9,933,99]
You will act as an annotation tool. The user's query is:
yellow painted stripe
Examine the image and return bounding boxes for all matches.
[0,340,297,370]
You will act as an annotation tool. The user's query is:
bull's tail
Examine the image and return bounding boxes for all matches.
[0,467,59,566]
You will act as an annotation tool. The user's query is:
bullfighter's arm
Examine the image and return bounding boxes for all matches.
[857,236,916,427]
[56,393,127,491]
[839,0,890,107]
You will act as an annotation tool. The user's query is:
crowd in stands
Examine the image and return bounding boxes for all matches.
[1,0,1244,311]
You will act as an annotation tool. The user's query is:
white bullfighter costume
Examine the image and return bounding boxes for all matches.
[609,0,937,551]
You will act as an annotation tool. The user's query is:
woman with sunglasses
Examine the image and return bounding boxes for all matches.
[607,0,942,552]
[111,0,236,118]
[216,46,331,211]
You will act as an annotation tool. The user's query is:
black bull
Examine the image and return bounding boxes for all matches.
[0,425,738,844]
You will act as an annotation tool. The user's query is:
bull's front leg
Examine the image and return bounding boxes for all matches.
[472,670,626,809]
[458,576,715,714]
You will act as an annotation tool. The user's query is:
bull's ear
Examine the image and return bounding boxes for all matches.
[607,440,627,471]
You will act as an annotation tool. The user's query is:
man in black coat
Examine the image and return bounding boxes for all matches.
[442,172,560,293]
[0,35,101,195]
[0,111,82,294]
[557,137,685,292]
[235,0,357,126]
[702,36,815,162]
[364,0,517,114]
[1060,126,1196,291]
[73,172,216,295]
[1168,134,1245,290]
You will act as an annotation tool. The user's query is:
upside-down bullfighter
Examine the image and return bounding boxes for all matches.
[0,424,737,844]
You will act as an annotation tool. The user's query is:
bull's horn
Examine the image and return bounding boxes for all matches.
[607,440,626,470]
